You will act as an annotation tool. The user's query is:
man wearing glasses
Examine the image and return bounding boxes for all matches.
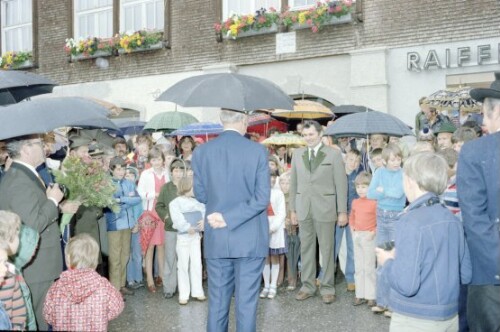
[0,135,65,330]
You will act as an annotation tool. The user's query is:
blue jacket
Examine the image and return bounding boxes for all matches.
[192,130,270,259]
[457,132,500,285]
[347,165,364,213]
[367,167,405,211]
[105,179,142,231]
[380,193,472,321]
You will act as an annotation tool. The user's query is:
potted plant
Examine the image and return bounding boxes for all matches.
[281,0,353,33]
[115,30,163,54]
[0,51,33,70]
[215,8,280,40]
[64,37,114,61]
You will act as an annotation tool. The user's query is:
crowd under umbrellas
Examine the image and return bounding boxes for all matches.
[0,70,492,331]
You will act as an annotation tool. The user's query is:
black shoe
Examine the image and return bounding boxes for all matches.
[129,281,144,290]
[164,292,174,299]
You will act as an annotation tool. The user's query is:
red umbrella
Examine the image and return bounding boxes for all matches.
[138,211,161,254]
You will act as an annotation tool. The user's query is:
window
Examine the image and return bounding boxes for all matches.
[222,0,280,19]
[74,0,113,39]
[288,0,317,10]
[1,0,32,53]
[120,0,164,33]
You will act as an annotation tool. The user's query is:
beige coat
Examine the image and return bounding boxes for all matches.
[289,144,347,222]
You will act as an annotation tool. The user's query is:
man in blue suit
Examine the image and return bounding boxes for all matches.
[457,72,500,332]
[192,110,270,332]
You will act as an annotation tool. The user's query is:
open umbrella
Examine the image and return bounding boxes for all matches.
[427,86,482,113]
[156,73,294,113]
[144,111,199,132]
[272,100,334,120]
[0,70,57,105]
[261,133,306,147]
[170,122,223,137]
[111,120,146,136]
[324,110,413,138]
[331,105,375,114]
[0,97,118,140]
[87,98,123,117]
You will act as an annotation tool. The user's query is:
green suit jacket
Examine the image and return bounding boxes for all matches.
[289,145,348,222]
[0,162,62,284]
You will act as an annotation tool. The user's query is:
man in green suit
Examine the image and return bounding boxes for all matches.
[290,120,348,304]
[0,135,66,330]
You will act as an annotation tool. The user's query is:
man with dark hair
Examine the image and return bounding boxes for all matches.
[290,120,348,304]
[457,72,500,332]
[113,137,129,159]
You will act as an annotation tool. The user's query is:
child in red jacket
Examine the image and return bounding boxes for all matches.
[43,234,124,332]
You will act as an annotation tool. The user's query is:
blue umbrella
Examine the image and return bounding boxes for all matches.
[111,120,146,136]
[170,122,223,137]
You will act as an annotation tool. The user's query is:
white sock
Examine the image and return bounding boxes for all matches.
[263,264,270,289]
[270,264,279,289]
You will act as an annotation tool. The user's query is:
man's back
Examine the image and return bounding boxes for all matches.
[192,130,270,259]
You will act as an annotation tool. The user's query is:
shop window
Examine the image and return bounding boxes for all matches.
[120,0,164,33]
[222,0,280,19]
[74,0,113,38]
[0,0,32,53]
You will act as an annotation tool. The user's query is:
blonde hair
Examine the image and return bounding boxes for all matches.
[381,143,402,162]
[65,234,99,269]
[177,176,193,196]
[410,141,435,155]
[148,146,165,162]
[403,152,448,195]
[355,172,372,186]
[0,211,20,251]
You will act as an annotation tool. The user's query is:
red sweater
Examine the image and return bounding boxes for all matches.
[349,197,377,232]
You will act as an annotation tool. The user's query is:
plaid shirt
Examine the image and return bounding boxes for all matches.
[43,268,124,332]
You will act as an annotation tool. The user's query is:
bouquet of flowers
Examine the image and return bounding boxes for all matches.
[53,156,119,233]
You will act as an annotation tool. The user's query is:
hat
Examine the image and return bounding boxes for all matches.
[68,133,92,149]
[470,72,500,102]
[434,122,457,135]
[418,127,434,141]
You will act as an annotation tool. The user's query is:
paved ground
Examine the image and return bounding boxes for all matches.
[109,277,390,332]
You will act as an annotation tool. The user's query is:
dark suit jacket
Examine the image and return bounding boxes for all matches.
[457,132,500,285]
[192,130,270,259]
[0,162,62,284]
[289,144,348,222]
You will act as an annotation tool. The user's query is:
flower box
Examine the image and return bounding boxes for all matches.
[1,51,34,70]
[117,41,163,54]
[70,50,113,62]
[292,12,352,31]
[224,23,278,40]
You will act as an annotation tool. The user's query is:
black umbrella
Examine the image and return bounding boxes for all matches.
[156,73,294,113]
[331,105,375,114]
[0,70,57,105]
[0,97,118,140]
[325,110,413,138]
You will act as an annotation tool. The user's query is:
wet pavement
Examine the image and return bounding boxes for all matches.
[109,277,390,332]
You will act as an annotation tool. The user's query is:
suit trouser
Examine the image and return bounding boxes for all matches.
[352,230,376,300]
[286,232,300,283]
[108,229,132,290]
[163,231,178,295]
[30,280,53,331]
[467,284,500,332]
[299,217,336,295]
[206,257,265,332]
[176,234,204,301]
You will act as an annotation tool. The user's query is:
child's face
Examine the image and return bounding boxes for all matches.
[386,153,402,171]
[355,184,369,198]
[453,141,464,153]
[150,157,164,169]
[279,178,290,194]
[345,153,361,172]
[112,165,126,180]
[437,133,453,150]
[276,146,286,157]
[389,137,400,144]
[269,161,278,172]
[371,155,384,169]
[370,134,386,149]
[137,144,149,157]
[171,168,185,182]
[125,171,136,182]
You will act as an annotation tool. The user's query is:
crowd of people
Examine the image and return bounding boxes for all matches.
[0,75,497,332]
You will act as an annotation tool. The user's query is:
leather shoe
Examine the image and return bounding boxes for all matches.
[322,294,336,304]
[295,291,315,301]
[347,283,356,292]
[120,287,135,296]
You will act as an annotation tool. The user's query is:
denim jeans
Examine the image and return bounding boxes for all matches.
[334,224,355,283]
[127,232,143,283]
[376,208,401,308]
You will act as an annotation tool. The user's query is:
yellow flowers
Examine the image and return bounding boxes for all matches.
[230,24,239,37]
[1,51,32,69]
[298,12,307,24]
